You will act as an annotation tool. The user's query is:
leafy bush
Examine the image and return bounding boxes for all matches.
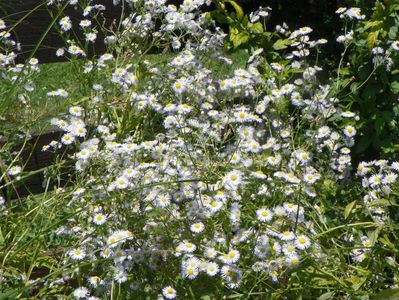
[0,1,399,299]
[334,1,399,161]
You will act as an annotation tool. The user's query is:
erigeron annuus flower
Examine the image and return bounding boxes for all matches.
[303,172,320,184]
[295,235,311,250]
[238,126,254,139]
[234,110,250,123]
[280,230,295,241]
[69,106,83,117]
[179,241,196,253]
[285,255,300,268]
[252,170,267,179]
[8,166,22,176]
[0,18,5,30]
[88,276,101,287]
[382,172,398,185]
[73,287,89,299]
[282,243,297,257]
[115,176,129,189]
[391,41,399,51]
[220,249,240,264]
[59,16,72,31]
[204,247,217,259]
[368,174,382,187]
[284,203,298,214]
[79,19,91,28]
[222,170,244,190]
[106,230,133,248]
[157,194,171,207]
[295,150,311,163]
[190,222,205,233]
[61,133,75,145]
[69,248,86,260]
[205,262,219,276]
[162,286,177,299]
[343,125,356,137]
[256,208,273,222]
[93,213,106,225]
[68,45,85,56]
[173,78,188,94]
[182,265,199,279]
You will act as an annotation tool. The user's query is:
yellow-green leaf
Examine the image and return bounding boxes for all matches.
[273,39,291,50]
[249,22,264,33]
[364,20,383,30]
[226,0,244,20]
[344,200,356,219]
[367,30,380,49]
[231,32,249,48]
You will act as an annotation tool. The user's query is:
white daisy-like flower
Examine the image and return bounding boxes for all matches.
[256,208,273,222]
[285,255,300,268]
[383,172,398,184]
[391,41,399,51]
[190,222,205,233]
[295,235,311,250]
[343,125,356,137]
[220,249,240,264]
[87,276,101,287]
[73,287,89,299]
[69,248,86,260]
[317,126,331,138]
[282,243,297,257]
[280,230,295,241]
[222,170,244,190]
[79,19,92,28]
[303,173,320,184]
[93,213,106,225]
[284,203,298,214]
[254,244,269,259]
[162,286,177,299]
[368,174,382,187]
[180,241,196,253]
[204,247,217,259]
[61,133,75,145]
[182,265,199,279]
[238,126,254,139]
[115,176,129,189]
[205,262,219,276]
[8,166,22,176]
[157,194,171,207]
[69,106,83,117]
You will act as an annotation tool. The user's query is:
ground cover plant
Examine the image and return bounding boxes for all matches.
[1,0,399,299]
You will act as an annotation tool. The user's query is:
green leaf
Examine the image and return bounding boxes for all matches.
[379,234,395,249]
[249,22,264,33]
[374,116,386,134]
[272,39,291,50]
[230,31,249,48]
[367,31,380,49]
[364,20,383,30]
[347,275,367,291]
[318,292,335,300]
[369,227,380,246]
[210,10,233,24]
[225,0,244,20]
[372,288,399,300]
[344,200,357,219]
[391,81,399,94]
[390,4,399,11]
